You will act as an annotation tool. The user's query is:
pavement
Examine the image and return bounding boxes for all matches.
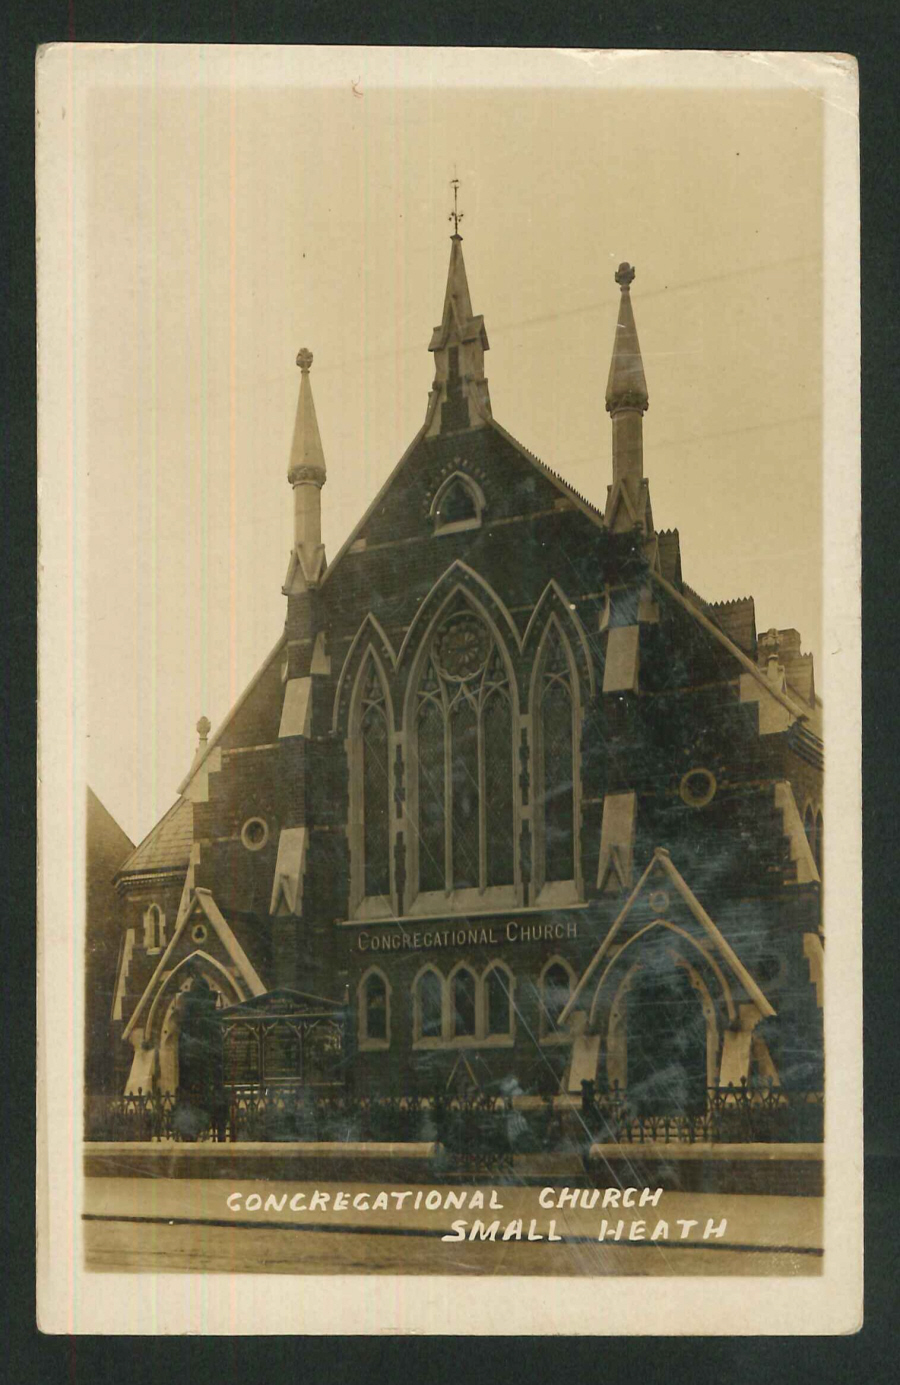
[83,1178,823,1277]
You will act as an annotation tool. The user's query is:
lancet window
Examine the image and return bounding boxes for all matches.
[540,957,575,1036]
[484,963,513,1037]
[358,968,390,1047]
[537,625,577,886]
[357,659,391,903]
[413,608,516,898]
[411,962,515,1046]
[143,903,166,952]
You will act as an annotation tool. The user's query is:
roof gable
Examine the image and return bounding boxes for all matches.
[219,987,345,1018]
[117,796,193,879]
[121,888,266,1041]
[321,405,605,590]
[560,848,776,1029]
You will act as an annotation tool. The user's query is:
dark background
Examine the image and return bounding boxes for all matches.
[3,0,896,1380]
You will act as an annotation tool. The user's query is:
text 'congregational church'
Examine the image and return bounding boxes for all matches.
[87,224,824,1115]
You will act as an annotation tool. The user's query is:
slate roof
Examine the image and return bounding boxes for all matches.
[116,796,194,878]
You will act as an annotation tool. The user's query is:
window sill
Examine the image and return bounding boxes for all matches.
[432,517,483,537]
[353,894,396,921]
[407,886,520,918]
[358,1038,391,1052]
[337,899,592,927]
[413,1034,516,1051]
[534,880,580,908]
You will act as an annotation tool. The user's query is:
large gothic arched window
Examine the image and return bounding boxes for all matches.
[537,625,577,886]
[413,608,516,899]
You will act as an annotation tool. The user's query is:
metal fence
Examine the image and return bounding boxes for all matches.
[86,1076,822,1150]
[580,1078,824,1145]
[85,1085,562,1170]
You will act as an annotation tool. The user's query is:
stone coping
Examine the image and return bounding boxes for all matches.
[588,1142,823,1162]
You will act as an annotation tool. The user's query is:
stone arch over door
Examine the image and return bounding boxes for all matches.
[148,951,247,1093]
[589,921,730,1115]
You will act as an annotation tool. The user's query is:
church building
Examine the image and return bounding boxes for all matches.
[98,225,824,1113]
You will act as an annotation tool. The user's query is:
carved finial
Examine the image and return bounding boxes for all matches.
[615,262,635,289]
[448,176,464,237]
[196,715,211,743]
[296,347,313,372]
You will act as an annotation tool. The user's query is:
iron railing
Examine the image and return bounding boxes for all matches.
[85,1077,823,1150]
[580,1078,824,1145]
[84,1085,565,1170]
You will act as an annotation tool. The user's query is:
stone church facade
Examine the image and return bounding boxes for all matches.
[96,233,824,1111]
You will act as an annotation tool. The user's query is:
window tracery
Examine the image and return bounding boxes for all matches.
[413,607,516,900]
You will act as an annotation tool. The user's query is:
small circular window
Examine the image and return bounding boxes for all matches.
[191,922,208,944]
[649,890,670,915]
[241,817,269,851]
[679,768,717,809]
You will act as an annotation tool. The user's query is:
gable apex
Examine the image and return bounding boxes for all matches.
[559,848,776,1030]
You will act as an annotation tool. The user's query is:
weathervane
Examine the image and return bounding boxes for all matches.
[449,176,464,236]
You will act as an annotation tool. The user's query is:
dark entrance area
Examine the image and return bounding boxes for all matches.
[625,959,708,1117]
[174,972,225,1140]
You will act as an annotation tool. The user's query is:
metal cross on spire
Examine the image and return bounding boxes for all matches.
[448,176,464,236]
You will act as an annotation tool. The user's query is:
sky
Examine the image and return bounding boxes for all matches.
[77,54,824,845]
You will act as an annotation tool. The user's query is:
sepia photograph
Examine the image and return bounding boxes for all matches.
[36,45,861,1333]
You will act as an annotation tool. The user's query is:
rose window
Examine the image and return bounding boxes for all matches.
[434,614,491,681]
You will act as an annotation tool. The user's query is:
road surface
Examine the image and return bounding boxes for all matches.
[83,1179,823,1277]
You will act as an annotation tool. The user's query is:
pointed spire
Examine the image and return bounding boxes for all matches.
[288,347,326,484]
[426,183,491,435]
[605,263,649,414]
[283,348,327,594]
[604,263,653,538]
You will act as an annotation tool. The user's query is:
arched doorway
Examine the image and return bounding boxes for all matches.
[623,959,709,1117]
[171,971,226,1141]
[177,973,223,1098]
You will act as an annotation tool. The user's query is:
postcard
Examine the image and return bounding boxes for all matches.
[36,45,861,1334]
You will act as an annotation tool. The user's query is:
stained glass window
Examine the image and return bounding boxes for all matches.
[414,609,517,896]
